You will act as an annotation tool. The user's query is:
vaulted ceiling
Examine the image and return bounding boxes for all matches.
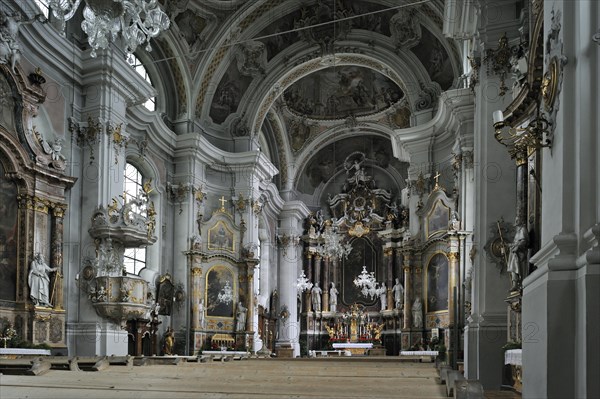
[149,0,463,195]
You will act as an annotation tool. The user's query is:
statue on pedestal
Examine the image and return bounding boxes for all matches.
[329,282,338,312]
[236,301,247,332]
[163,327,175,355]
[28,253,57,307]
[311,283,322,312]
[412,297,423,329]
[377,282,387,311]
[507,216,528,292]
[392,278,404,309]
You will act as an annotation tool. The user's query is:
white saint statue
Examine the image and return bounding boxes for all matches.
[236,301,247,332]
[28,253,57,307]
[392,278,404,309]
[507,216,528,292]
[199,299,206,329]
[378,282,387,311]
[311,283,322,312]
[329,282,339,312]
[412,297,423,328]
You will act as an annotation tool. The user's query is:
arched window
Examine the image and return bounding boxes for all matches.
[129,54,156,111]
[123,162,146,274]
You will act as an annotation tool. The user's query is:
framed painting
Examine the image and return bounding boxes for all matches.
[207,221,235,252]
[425,252,449,313]
[426,200,450,238]
[206,265,235,318]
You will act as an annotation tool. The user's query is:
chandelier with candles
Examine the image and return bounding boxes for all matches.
[48,0,170,57]
[353,266,379,300]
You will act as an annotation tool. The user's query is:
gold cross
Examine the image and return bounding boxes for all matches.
[219,196,228,210]
[433,171,441,188]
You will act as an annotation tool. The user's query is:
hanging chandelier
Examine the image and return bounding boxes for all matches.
[48,0,170,57]
[296,270,313,292]
[315,222,353,260]
[353,266,379,300]
[217,280,233,305]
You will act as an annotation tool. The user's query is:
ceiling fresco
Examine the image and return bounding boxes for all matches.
[297,135,407,196]
[283,66,404,120]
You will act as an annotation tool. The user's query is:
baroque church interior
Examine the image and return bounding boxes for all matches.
[0,0,598,397]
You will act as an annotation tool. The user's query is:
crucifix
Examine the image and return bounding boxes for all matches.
[433,171,441,189]
[219,196,228,211]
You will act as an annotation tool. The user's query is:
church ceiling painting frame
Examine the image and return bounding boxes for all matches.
[426,199,450,239]
[424,251,449,314]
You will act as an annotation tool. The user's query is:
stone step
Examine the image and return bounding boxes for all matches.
[0,357,51,376]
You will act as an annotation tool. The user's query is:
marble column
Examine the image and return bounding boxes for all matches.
[313,255,322,289]
[304,251,313,312]
[51,204,67,310]
[246,261,257,333]
[190,262,203,330]
[402,251,412,329]
[276,201,309,357]
[384,247,394,310]
[447,236,460,327]
[322,256,330,312]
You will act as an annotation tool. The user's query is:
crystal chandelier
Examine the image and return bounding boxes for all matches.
[48,0,170,57]
[217,280,233,305]
[316,223,352,260]
[353,266,379,300]
[296,270,313,292]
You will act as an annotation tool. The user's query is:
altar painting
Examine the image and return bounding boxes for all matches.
[206,266,234,318]
[341,237,377,306]
[0,164,17,301]
[207,221,234,252]
[426,200,450,238]
[425,253,449,313]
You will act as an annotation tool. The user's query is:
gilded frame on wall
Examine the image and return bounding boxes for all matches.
[426,200,450,239]
[205,265,235,319]
[424,251,449,314]
[207,221,235,253]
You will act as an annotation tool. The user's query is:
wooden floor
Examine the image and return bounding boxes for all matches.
[0,358,448,399]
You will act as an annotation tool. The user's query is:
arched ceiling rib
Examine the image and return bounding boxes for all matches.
[153,0,463,160]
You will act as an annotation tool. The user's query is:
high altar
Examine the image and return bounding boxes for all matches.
[299,152,468,358]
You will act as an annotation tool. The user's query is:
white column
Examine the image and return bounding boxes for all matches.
[276,201,309,357]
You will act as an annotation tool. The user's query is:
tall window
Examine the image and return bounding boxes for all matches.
[129,54,156,111]
[123,163,146,274]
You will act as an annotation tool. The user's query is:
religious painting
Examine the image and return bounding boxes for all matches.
[209,63,252,124]
[157,274,174,316]
[425,253,449,313]
[283,66,404,120]
[206,266,234,318]
[0,163,18,301]
[426,200,450,238]
[207,221,234,252]
[341,237,378,306]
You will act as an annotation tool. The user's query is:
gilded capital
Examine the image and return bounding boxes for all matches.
[447,252,460,262]
[52,203,67,218]
[191,267,203,277]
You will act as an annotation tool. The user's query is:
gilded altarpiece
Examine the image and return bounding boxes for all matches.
[0,65,76,352]
[188,205,257,354]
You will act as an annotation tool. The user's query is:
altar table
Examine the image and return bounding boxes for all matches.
[332,343,373,356]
